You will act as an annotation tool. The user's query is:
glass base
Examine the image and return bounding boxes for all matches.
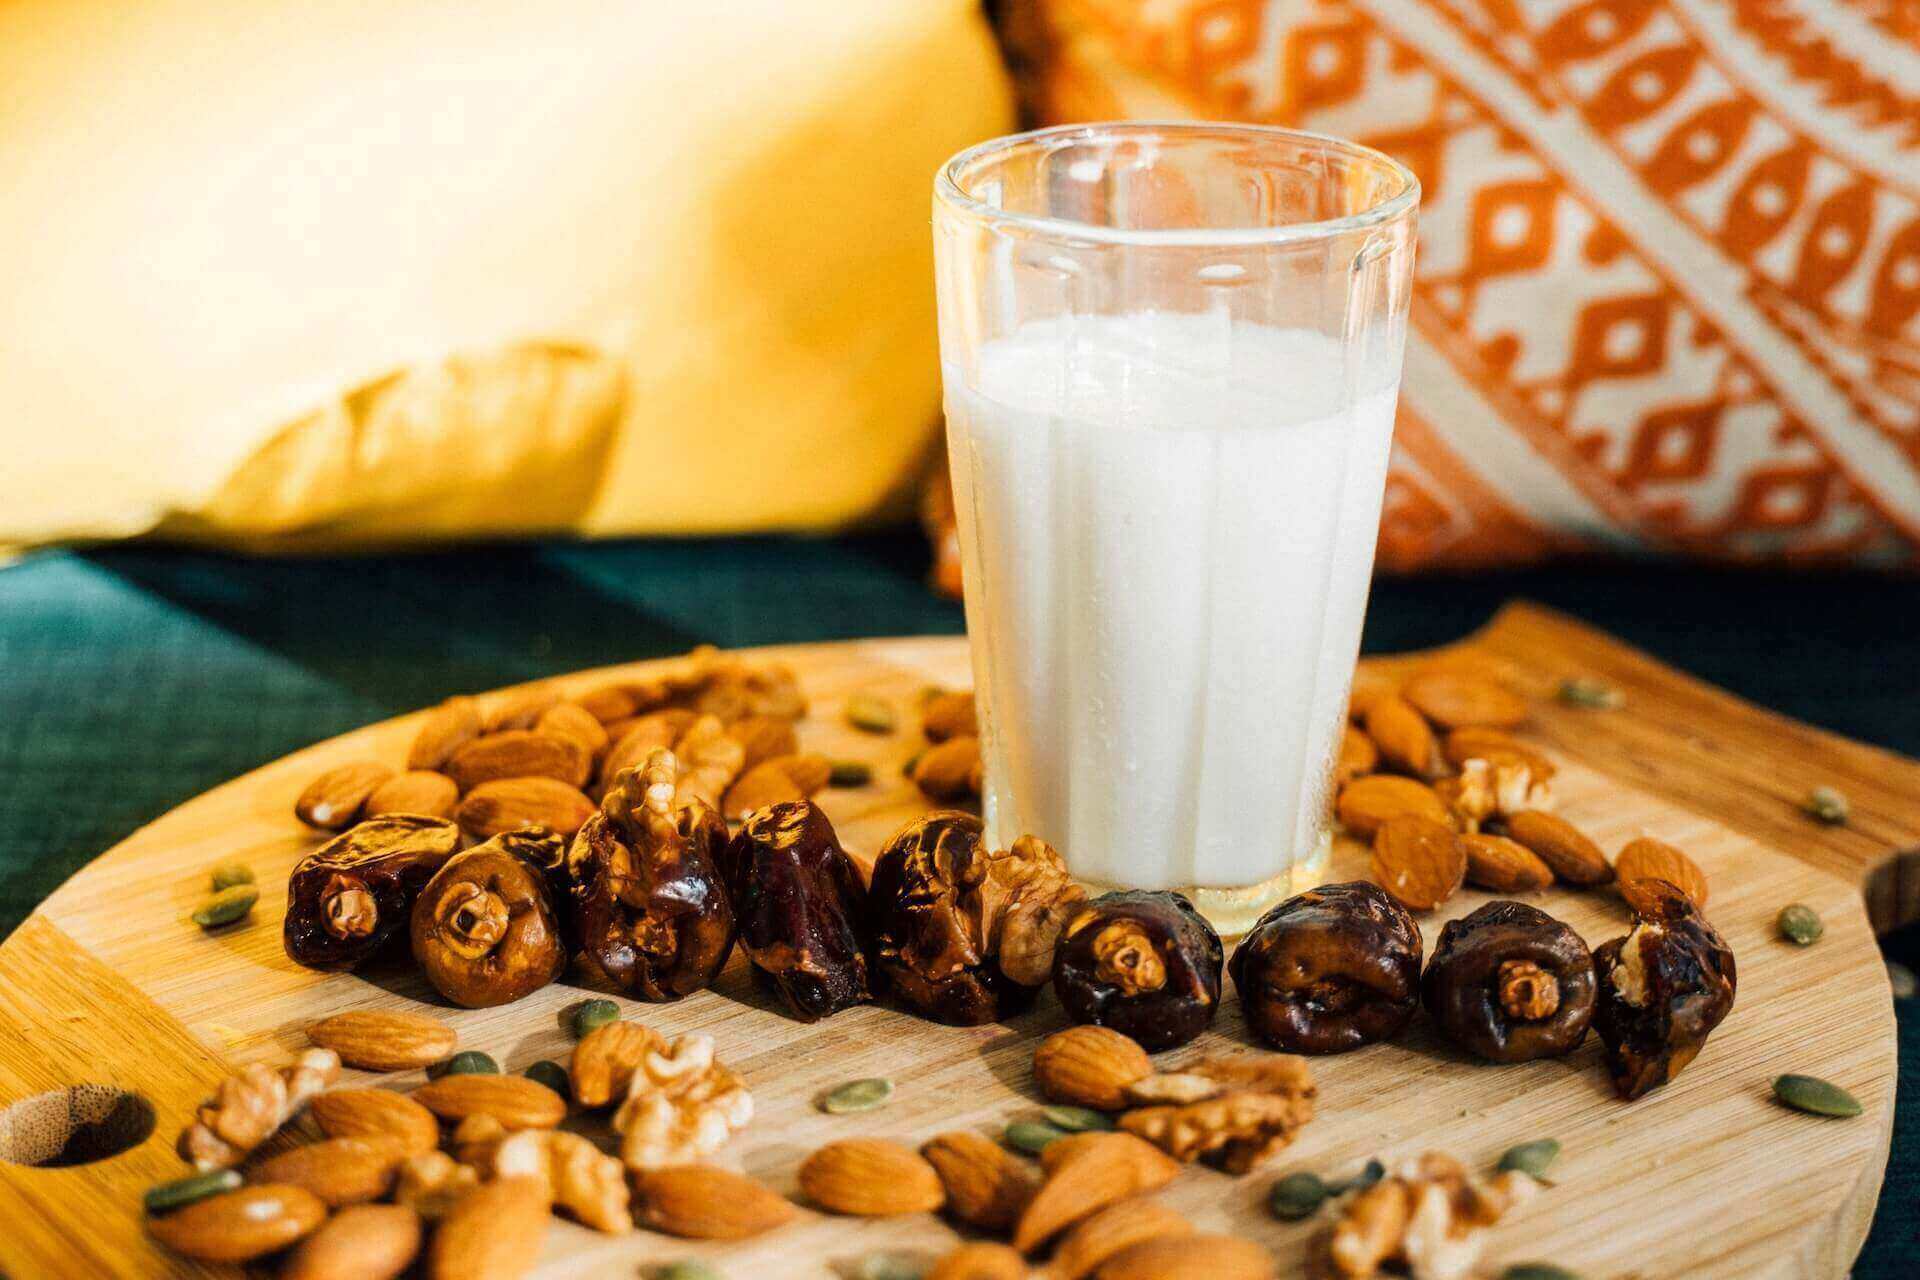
[1075,829,1334,939]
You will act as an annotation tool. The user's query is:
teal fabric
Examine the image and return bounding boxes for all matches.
[0,537,1914,1271]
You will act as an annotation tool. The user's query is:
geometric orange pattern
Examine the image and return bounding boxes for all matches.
[995,0,1920,567]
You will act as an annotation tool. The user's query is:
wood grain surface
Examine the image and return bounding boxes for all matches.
[0,603,1905,1278]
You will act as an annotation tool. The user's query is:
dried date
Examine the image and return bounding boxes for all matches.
[1422,900,1597,1063]
[411,833,568,1007]
[1229,881,1422,1054]
[722,799,874,1021]
[1593,879,1736,1099]
[568,750,735,1001]
[1052,891,1222,1050]
[283,815,461,971]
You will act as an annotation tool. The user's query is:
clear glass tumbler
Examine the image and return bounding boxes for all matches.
[932,122,1418,935]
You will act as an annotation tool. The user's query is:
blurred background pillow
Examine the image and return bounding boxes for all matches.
[990,0,1920,569]
[0,0,1013,553]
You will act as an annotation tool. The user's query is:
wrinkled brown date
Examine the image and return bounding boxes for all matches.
[1228,881,1422,1054]
[1053,891,1222,1050]
[284,814,461,971]
[411,833,568,1007]
[568,750,735,1002]
[1593,879,1736,1099]
[867,812,1038,1025]
[1422,900,1597,1063]
[496,827,579,956]
[723,799,873,1021]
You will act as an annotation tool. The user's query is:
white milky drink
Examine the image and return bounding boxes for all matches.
[944,311,1401,923]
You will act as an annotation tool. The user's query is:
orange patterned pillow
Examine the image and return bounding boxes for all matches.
[993,0,1920,568]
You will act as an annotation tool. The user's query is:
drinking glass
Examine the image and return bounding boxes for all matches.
[932,122,1418,934]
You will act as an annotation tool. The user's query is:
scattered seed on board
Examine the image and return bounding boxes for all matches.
[1776,904,1824,946]
[820,1078,894,1114]
[1040,1105,1113,1133]
[1804,786,1850,826]
[143,1169,242,1214]
[572,998,621,1039]
[1772,1074,1862,1118]
[844,693,898,735]
[208,862,255,892]
[828,759,873,787]
[1496,1139,1560,1180]
[439,1051,500,1077]
[191,884,258,930]
[1269,1171,1331,1220]
[856,1254,922,1280]
[1556,677,1622,709]
[652,1263,724,1280]
[1004,1120,1067,1156]
[524,1060,570,1099]
[1501,1265,1583,1280]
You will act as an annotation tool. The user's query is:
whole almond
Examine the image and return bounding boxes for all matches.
[1371,815,1467,911]
[1443,727,1556,779]
[411,1075,566,1130]
[1363,695,1437,777]
[1033,1027,1152,1111]
[249,1136,403,1206]
[923,691,978,742]
[923,1130,1036,1232]
[281,1203,422,1280]
[426,1175,550,1280]
[1336,725,1379,787]
[1047,1196,1194,1280]
[310,1089,441,1154]
[1094,1233,1274,1280]
[1402,669,1528,730]
[1336,775,1451,838]
[914,735,982,800]
[485,685,564,732]
[308,1010,457,1072]
[632,1165,798,1239]
[576,682,644,724]
[731,714,800,770]
[1461,832,1555,892]
[570,1021,663,1107]
[1502,810,1613,886]
[599,710,698,788]
[408,697,483,771]
[296,762,395,830]
[147,1184,327,1262]
[930,1243,1028,1280]
[1616,836,1709,907]
[1347,677,1398,725]
[364,770,460,820]
[801,1139,946,1216]
[536,702,609,758]
[456,776,596,840]
[721,754,833,820]
[1014,1132,1180,1254]
[446,730,591,792]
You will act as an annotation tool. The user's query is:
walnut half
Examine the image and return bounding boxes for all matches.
[1119,1054,1316,1173]
[1327,1153,1539,1279]
[611,1033,753,1170]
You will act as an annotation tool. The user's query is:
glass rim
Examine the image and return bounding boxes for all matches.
[935,120,1420,249]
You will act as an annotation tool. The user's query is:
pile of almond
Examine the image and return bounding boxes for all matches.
[1341,664,1709,914]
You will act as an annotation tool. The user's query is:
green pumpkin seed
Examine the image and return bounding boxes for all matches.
[1004,1120,1068,1156]
[440,1051,500,1077]
[1772,1074,1862,1118]
[820,1078,894,1114]
[1496,1138,1561,1179]
[1041,1105,1114,1133]
[1777,904,1824,946]
[144,1168,242,1214]
[827,759,874,788]
[855,1254,923,1280]
[844,693,898,735]
[652,1263,723,1280]
[572,998,621,1039]
[191,884,258,929]
[208,861,255,892]
[1268,1171,1330,1220]
[1556,677,1622,709]
[1501,1266,1582,1280]
[901,750,925,777]
[1341,1158,1385,1192]
[523,1059,570,1099]
[1804,786,1850,826]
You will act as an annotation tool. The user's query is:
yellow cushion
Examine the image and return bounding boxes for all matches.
[0,0,1015,551]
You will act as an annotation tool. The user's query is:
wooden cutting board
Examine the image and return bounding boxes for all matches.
[1,603,1910,1279]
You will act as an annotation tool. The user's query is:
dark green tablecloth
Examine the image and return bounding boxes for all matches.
[1,537,1913,1272]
